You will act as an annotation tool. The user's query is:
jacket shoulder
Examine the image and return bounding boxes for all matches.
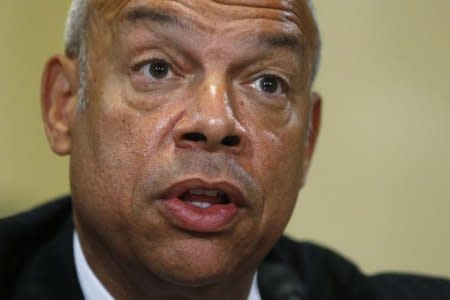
[370,273,450,300]
[0,196,73,298]
[271,236,450,300]
[269,236,372,300]
[0,196,73,253]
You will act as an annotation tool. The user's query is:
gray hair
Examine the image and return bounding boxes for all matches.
[64,0,89,109]
[64,0,321,108]
[306,0,322,83]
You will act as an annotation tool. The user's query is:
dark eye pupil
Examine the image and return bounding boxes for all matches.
[260,76,278,93]
[149,60,169,79]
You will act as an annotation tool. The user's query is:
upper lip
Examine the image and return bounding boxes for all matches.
[159,178,248,207]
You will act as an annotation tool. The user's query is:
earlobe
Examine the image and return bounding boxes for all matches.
[41,55,79,155]
[300,92,322,187]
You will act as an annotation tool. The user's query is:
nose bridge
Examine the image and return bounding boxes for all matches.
[173,72,245,153]
[196,75,232,125]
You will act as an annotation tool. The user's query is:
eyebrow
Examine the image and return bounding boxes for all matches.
[259,34,303,52]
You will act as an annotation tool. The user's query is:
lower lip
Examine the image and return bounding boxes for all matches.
[160,198,239,233]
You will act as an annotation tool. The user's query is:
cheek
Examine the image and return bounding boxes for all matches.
[249,104,306,187]
[70,105,169,258]
[71,105,151,217]
[93,111,143,179]
[249,115,306,232]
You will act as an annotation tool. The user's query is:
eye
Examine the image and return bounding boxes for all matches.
[138,58,173,80]
[251,75,287,95]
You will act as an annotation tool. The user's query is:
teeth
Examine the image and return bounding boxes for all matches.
[190,201,211,208]
[189,189,220,197]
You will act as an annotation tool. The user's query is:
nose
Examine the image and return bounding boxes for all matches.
[173,80,246,154]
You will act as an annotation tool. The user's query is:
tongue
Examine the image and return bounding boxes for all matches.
[180,192,225,205]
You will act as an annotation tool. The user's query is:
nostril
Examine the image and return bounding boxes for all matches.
[221,136,240,147]
[183,132,207,142]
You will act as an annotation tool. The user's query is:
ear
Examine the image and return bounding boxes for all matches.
[300,92,322,187]
[41,55,79,155]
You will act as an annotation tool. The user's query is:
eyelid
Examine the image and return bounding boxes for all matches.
[130,48,184,73]
[132,57,168,72]
[268,72,290,86]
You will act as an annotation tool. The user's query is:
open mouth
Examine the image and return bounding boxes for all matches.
[158,179,244,232]
[179,189,231,208]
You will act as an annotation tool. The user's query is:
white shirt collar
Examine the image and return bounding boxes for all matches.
[73,231,261,300]
[248,272,262,300]
[74,231,114,300]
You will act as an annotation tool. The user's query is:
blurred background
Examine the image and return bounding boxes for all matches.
[1,1,449,277]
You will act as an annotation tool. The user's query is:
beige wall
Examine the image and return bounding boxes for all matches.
[0,2,71,215]
[1,1,449,278]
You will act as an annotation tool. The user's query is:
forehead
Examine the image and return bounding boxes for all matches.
[90,0,314,40]
[91,0,308,17]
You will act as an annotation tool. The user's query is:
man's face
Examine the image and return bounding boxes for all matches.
[67,0,319,288]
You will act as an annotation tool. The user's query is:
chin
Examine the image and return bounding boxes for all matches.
[140,238,246,287]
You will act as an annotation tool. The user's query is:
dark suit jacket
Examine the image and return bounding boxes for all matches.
[1,196,450,300]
